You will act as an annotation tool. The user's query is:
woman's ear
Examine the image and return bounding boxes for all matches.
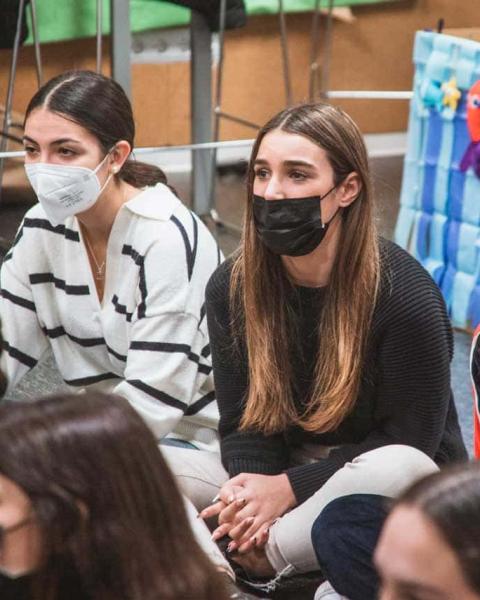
[109,140,131,174]
[337,172,362,207]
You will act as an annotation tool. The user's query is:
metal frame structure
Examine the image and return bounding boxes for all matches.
[0,1,413,213]
[0,0,43,203]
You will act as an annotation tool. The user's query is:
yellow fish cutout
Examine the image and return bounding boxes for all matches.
[442,77,461,112]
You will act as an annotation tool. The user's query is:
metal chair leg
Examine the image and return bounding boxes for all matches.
[96,0,103,73]
[320,0,335,97]
[0,0,27,205]
[278,0,292,106]
[309,0,322,101]
[207,0,227,224]
[30,0,43,86]
[309,0,335,101]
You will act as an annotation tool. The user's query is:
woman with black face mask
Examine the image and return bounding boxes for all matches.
[161,103,467,593]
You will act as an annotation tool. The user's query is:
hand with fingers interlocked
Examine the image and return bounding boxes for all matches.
[199,472,296,573]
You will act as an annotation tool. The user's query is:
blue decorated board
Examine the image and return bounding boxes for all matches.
[395,31,480,330]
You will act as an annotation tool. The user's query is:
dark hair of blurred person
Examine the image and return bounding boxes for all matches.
[0,392,228,600]
[375,462,480,600]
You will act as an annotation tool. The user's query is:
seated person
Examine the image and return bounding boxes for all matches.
[0,391,231,600]
[1,70,220,450]
[163,101,467,593]
[313,461,480,600]
[472,323,480,457]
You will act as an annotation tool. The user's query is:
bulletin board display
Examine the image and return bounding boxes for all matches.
[395,30,480,329]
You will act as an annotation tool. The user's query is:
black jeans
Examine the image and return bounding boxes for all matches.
[311,493,390,600]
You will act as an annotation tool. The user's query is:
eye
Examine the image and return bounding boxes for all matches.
[24,145,38,155]
[469,94,480,108]
[289,170,308,181]
[254,167,269,180]
[58,147,76,157]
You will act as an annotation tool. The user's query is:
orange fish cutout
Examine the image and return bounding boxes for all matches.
[467,80,480,142]
[460,80,480,177]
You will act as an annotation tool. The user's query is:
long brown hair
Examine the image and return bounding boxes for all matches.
[231,103,380,434]
[25,70,168,189]
[0,393,227,600]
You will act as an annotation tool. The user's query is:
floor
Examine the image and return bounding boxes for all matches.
[1,154,472,452]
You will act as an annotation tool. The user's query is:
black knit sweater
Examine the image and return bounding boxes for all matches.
[205,239,467,505]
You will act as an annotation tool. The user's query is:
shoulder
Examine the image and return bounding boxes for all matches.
[206,255,235,304]
[379,238,444,299]
[6,204,81,256]
[22,202,47,220]
[124,182,182,221]
[126,184,219,251]
[376,238,449,327]
[20,203,73,235]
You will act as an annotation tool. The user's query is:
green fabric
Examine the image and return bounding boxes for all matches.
[25,0,396,45]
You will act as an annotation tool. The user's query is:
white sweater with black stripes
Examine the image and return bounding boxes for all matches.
[0,183,221,451]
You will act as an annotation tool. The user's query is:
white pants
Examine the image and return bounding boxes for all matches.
[183,496,234,577]
[163,444,438,574]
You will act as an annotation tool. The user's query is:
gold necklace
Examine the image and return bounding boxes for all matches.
[82,231,106,281]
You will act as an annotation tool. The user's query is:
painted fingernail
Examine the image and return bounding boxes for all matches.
[227,542,236,553]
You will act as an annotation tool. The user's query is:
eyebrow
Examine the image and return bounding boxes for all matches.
[395,580,448,599]
[254,158,317,169]
[22,135,83,146]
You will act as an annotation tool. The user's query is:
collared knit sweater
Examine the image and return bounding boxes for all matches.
[1,183,221,450]
[205,239,467,504]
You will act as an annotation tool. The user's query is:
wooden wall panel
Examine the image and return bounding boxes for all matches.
[0,0,479,149]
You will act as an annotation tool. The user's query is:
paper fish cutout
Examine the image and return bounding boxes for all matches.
[441,77,461,112]
[420,79,444,110]
[460,80,480,177]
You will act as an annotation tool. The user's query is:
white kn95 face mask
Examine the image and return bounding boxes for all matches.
[24,152,113,225]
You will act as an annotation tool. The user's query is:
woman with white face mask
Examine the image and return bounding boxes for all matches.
[0,70,221,451]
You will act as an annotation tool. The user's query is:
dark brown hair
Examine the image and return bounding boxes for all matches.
[0,393,227,600]
[231,102,380,434]
[397,462,480,594]
[24,70,167,189]
[0,326,7,397]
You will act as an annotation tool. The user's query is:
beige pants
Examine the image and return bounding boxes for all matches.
[162,444,438,575]
[183,496,234,577]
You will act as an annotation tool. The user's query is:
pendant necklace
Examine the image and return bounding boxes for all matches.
[83,231,106,281]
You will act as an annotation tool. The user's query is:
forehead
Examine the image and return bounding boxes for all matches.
[0,473,30,509]
[256,129,329,166]
[24,107,99,146]
[375,506,469,596]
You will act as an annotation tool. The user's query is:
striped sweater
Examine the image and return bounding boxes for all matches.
[1,183,221,450]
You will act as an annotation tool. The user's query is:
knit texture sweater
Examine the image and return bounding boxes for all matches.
[205,239,467,504]
[1,183,221,450]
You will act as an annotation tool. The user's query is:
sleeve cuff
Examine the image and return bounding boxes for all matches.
[227,457,284,478]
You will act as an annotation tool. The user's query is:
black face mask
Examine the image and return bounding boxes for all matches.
[253,186,338,256]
